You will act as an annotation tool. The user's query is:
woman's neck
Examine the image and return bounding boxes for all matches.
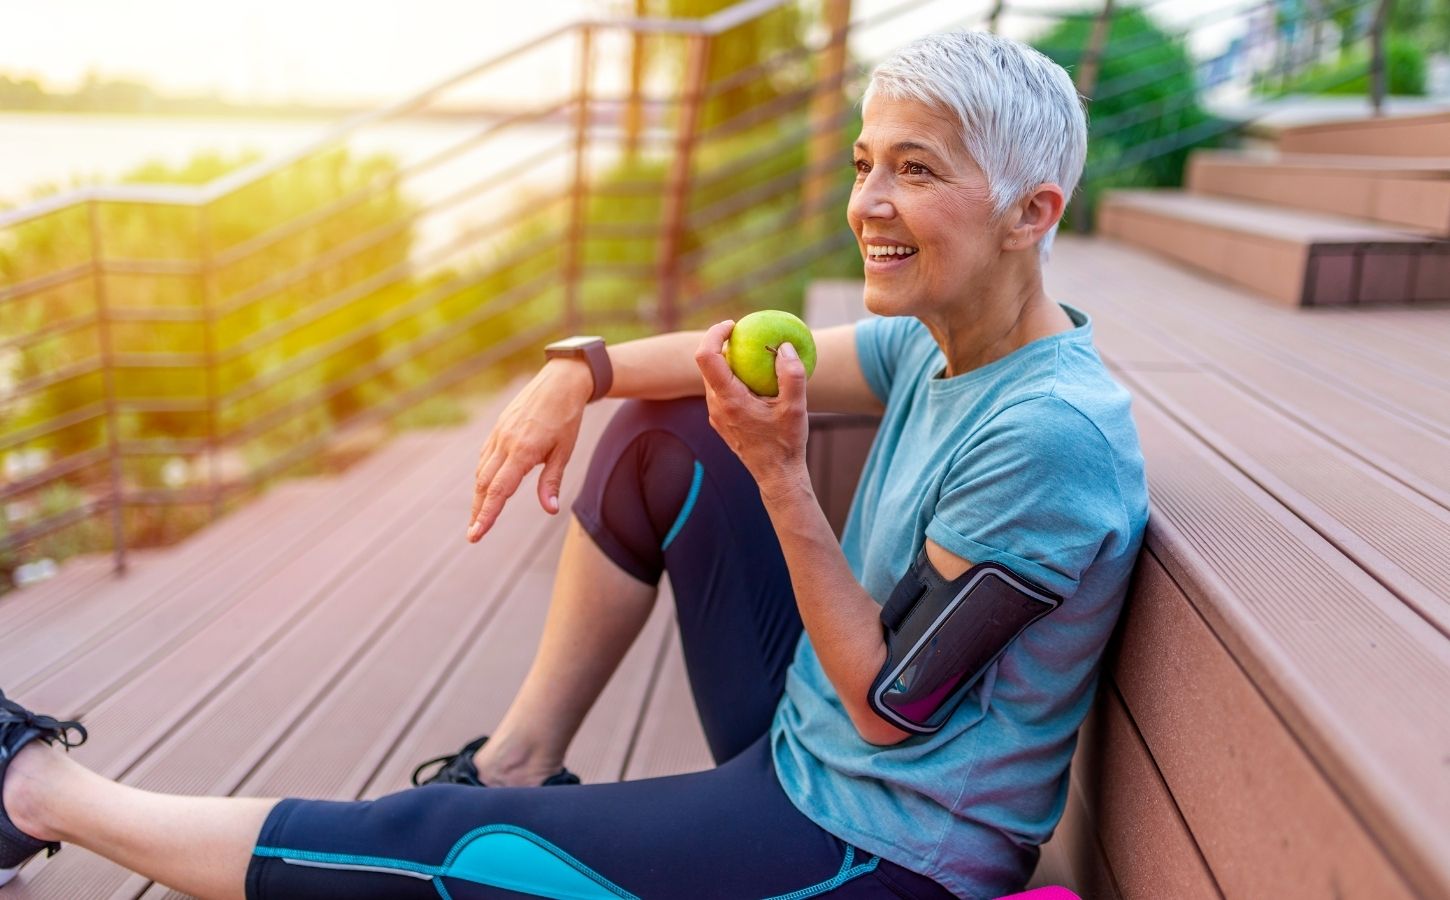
[924,268,1073,379]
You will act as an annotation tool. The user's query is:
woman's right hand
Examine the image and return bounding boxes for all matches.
[467,359,595,542]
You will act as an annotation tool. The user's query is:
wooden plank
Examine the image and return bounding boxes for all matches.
[43,427,494,793]
[1098,190,1449,306]
[1049,768,1121,900]
[5,395,528,896]
[1111,364,1450,636]
[0,421,443,639]
[1276,111,1450,157]
[1097,196,1307,307]
[1113,552,1418,899]
[359,412,678,795]
[1127,398,1450,899]
[1187,150,1450,235]
[0,553,124,631]
[621,613,714,781]
[133,413,673,900]
[0,482,318,651]
[1068,678,1220,900]
[1048,240,1450,510]
[0,428,446,696]
[1143,305,1450,437]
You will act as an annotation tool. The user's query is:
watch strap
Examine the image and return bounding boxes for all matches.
[581,340,612,403]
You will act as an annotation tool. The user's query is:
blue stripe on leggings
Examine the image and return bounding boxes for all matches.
[761,846,881,900]
[660,460,704,552]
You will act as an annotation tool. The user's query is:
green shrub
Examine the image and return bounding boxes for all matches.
[1033,7,1227,231]
[1263,36,1427,96]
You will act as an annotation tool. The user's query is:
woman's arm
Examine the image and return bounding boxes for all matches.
[467,317,880,541]
[695,320,924,746]
[798,323,885,416]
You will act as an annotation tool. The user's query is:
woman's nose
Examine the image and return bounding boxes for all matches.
[849,171,896,221]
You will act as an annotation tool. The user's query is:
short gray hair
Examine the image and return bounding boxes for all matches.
[863,31,1088,256]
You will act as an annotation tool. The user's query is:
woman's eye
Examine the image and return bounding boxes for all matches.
[853,159,871,175]
[903,162,931,176]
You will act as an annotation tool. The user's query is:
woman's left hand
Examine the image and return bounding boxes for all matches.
[695,320,810,493]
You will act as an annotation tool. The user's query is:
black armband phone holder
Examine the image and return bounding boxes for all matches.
[868,547,1061,735]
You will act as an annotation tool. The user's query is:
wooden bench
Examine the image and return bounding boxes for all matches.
[803,239,1450,899]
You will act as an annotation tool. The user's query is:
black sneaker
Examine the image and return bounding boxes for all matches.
[410,735,580,788]
[0,690,87,888]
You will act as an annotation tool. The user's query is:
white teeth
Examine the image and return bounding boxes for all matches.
[867,244,918,258]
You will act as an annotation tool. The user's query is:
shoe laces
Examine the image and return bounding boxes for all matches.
[410,752,463,787]
[0,691,88,755]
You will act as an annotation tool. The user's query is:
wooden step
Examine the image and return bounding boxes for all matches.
[1187,150,1450,235]
[1276,110,1450,157]
[1097,189,1450,306]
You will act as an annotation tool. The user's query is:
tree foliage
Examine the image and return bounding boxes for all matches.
[1033,6,1225,230]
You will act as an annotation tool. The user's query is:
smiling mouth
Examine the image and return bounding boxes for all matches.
[865,244,919,260]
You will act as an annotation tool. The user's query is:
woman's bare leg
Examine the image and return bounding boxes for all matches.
[4,741,268,900]
[471,516,656,786]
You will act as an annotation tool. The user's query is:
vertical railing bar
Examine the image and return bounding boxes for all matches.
[197,202,224,519]
[1074,0,1116,234]
[87,200,128,574]
[1369,0,1392,116]
[987,0,1007,33]
[1075,0,1117,98]
[802,0,852,232]
[656,32,713,333]
[625,0,649,162]
[565,25,594,334]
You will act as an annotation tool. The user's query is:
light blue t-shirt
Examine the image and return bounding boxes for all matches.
[769,304,1149,899]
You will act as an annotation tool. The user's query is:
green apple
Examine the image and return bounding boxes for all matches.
[724,309,818,397]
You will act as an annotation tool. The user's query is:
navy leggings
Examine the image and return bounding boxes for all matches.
[245,398,955,900]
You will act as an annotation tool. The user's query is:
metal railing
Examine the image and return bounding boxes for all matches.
[0,0,1398,585]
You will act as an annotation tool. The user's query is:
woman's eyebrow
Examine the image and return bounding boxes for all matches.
[853,139,947,160]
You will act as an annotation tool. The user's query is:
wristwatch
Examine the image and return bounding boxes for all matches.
[544,335,612,403]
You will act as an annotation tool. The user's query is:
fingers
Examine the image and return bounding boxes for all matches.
[469,456,527,542]
[469,447,503,536]
[694,320,738,394]
[775,341,808,408]
[537,443,571,514]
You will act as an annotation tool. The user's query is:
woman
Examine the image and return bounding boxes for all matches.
[0,31,1147,899]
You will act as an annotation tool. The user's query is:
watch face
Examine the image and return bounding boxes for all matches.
[548,335,604,351]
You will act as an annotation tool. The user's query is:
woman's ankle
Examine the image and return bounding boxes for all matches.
[471,732,567,787]
[3,741,66,843]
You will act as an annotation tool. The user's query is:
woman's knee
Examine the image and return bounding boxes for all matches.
[571,399,715,584]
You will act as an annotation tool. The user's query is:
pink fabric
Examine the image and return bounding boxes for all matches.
[994,888,1082,900]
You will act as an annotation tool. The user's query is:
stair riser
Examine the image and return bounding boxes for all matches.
[1188,160,1450,236]
[1099,202,1450,307]
[1277,114,1450,157]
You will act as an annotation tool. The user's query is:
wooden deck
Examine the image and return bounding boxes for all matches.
[1038,237,1450,899]
[3,234,1449,898]
[0,390,715,899]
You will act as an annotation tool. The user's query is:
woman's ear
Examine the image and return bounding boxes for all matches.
[1004,183,1066,251]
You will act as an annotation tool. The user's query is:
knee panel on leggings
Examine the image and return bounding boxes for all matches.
[595,429,700,583]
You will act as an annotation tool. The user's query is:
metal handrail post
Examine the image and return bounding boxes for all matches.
[1370,0,1393,116]
[625,0,649,162]
[197,203,223,518]
[656,32,713,332]
[987,0,1006,34]
[87,200,128,574]
[1076,0,1117,99]
[1075,0,1116,235]
[803,0,852,232]
[565,25,594,335]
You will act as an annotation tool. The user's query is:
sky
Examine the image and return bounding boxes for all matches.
[2,0,1245,106]
[0,0,595,104]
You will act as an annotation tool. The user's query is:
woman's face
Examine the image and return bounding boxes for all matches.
[847,96,1007,318]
